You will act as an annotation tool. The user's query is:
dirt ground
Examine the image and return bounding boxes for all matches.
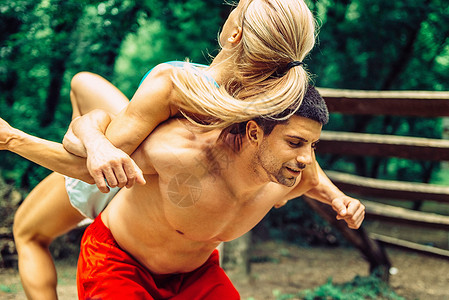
[1,241,449,300]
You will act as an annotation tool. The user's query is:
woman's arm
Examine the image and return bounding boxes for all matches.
[64,109,145,192]
[68,63,179,190]
[105,64,178,153]
[0,64,180,191]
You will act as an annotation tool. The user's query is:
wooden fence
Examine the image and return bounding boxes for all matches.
[305,87,449,280]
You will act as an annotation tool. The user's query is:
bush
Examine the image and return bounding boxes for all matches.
[274,275,404,300]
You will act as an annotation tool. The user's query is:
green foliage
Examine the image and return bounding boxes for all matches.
[0,284,13,293]
[149,0,224,60]
[0,0,227,188]
[1,0,449,230]
[305,0,448,182]
[307,0,449,91]
[113,0,224,97]
[275,275,405,300]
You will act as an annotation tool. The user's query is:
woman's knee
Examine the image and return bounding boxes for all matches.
[70,72,96,118]
[13,207,52,248]
[71,72,96,92]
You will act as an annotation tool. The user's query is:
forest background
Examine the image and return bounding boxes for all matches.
[1,0,449,247]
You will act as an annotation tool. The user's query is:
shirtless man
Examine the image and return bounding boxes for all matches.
[0,86,364,298]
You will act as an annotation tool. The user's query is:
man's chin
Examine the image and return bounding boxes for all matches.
[275,176,297,187]
[277,169,303,187]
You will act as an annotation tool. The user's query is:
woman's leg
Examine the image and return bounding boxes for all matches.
[13,72,130,299]
[14,173,85,300]
[70,71,129,118]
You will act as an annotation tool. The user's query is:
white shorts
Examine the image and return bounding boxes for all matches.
[64,176,120,219]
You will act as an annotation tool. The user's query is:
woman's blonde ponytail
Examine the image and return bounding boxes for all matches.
[171,0,316,128]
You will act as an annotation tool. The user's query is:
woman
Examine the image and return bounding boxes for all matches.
[11,0,316,298]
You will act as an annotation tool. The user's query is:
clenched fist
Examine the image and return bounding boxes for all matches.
[332,195,365,229]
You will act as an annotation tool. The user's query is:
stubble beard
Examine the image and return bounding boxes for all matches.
[273,168,297,187]
[256,152,297,187]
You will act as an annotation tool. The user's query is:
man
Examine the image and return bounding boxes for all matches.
[1,86,364,298]
[75,86,364,298]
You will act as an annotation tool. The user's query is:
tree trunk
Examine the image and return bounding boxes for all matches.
[381,0,431,90]
[41,0,84,126]
[41,58,67,126]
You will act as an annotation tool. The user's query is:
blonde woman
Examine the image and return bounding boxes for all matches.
[10,0,320,298]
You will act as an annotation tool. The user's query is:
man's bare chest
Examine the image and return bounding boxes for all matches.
[157,174,282,242]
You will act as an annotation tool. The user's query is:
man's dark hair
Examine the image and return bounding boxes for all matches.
[220,85,329,149]
[253,85,329,135]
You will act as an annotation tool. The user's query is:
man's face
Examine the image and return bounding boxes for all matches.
[255,116,322,187]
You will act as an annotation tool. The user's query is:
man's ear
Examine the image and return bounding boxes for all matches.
[246,120,263,145]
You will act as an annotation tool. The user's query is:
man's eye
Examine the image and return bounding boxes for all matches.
[311,142,319,150]
[288,141,300,147]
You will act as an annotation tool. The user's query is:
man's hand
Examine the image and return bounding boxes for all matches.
[67,110,146,192]
[0,118,17,150]
[64,125,146,192]
[332,196,365,229]
[85,142,146,193]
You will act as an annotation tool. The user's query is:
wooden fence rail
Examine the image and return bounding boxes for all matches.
[307,88,449,280]
[318,88,449,117]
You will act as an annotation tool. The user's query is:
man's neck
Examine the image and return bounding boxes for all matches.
[213,137,270,201]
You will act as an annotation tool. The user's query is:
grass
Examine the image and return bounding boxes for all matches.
[0,283,21,294]
[272,274,404,300]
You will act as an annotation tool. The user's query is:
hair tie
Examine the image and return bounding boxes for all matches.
[272,61,305,78]
[286,61,304,70]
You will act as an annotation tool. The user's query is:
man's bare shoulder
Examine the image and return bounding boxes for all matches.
[133,119,218,175]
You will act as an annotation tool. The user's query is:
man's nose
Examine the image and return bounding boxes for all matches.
[296,147,313,166]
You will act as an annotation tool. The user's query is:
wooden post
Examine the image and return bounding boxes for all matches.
[442,117,449,170]
[221,232,252,277]
[439,115,449,253]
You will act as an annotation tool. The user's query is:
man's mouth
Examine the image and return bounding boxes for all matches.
[286,166,302,176]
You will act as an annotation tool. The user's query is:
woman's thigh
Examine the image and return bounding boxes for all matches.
[14,172,85,242]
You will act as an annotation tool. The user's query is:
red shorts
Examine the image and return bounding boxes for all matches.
[76,214,240,299]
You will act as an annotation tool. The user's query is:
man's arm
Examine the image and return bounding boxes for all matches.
[304,163,365,229]
[0,118,94,183]
[1,115,147,192]
[282,153,365,229]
